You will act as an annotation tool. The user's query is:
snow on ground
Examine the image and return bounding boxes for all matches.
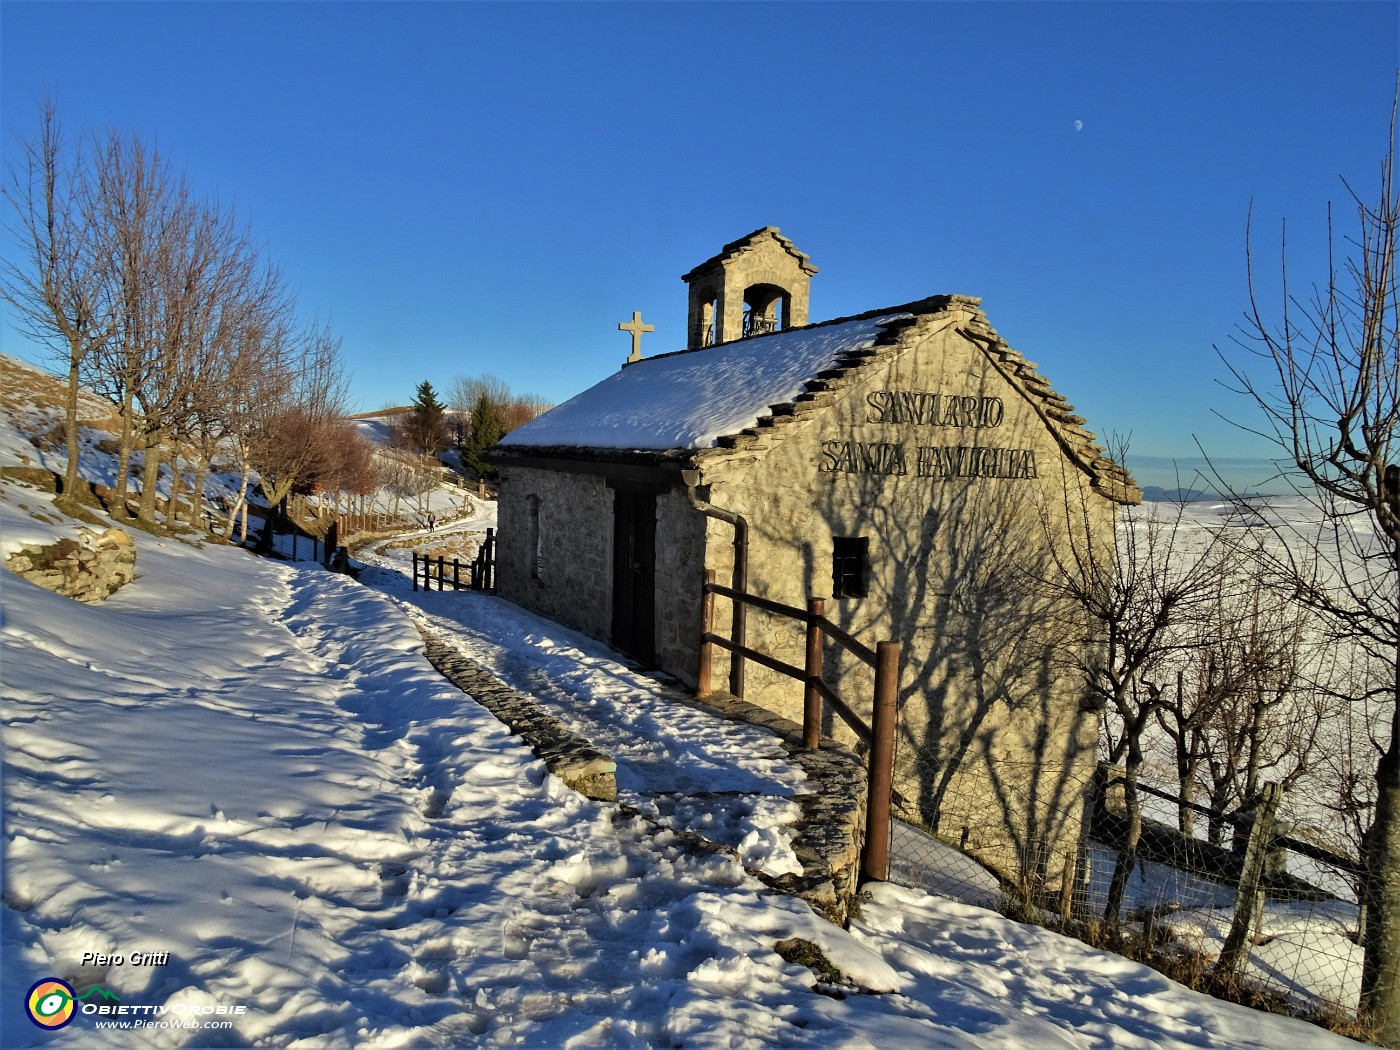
[354,538,808,878]
[0,357,1370,1047]
[0,500,1364,1049]
[2,499,885,1048]
[1105,495,1371,1014]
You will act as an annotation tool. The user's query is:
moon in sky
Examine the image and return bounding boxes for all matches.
[1073,119,1084,132]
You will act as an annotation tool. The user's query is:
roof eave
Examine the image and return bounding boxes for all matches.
[486,444,696,485]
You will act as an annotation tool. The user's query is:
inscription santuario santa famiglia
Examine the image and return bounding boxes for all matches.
[819,390,1038,479]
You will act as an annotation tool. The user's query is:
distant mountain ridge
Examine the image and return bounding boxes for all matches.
[1139,485,1280,504]
[1140,486,1213,503]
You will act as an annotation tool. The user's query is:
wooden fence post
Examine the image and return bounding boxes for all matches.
[802,597,825,750]
[862,640,900,883]
[1218,782,1283,977]
[412,552,419,591]
[698,569,716,696]
[436,554,445,591]
[453,557,461,590]
[730,536,747,699]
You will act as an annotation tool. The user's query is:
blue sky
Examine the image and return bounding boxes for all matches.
[3,1,1396,489]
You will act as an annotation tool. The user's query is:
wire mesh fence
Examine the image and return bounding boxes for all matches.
[885,735,1367,1024]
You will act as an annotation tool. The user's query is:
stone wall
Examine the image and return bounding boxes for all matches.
[6,528,136,602]
[497,467,708,677]
[497,466,615,641]
[691,308,1114,886]
[651,490,706,679]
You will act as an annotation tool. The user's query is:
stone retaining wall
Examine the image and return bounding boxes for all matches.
[419,633,619,801]
[6,528,136,602]
[695,691,868,925]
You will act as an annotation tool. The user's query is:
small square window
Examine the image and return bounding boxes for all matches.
[832,536,869,599]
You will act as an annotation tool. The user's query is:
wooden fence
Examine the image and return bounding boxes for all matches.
[412,529,495,593]
[249,508,339,565]
[338,510,419,536]
[699,569,899,883]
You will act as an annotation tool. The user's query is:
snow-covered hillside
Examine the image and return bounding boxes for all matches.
[0,354,1366,1048]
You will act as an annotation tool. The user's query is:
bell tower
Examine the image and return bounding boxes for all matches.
[681,227,818,349]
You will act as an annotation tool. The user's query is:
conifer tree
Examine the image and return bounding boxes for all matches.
[399,380,449,455]
[412,380,445,420]
[462,392,502,478]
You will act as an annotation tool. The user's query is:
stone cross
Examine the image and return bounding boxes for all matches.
[618,311,654,365]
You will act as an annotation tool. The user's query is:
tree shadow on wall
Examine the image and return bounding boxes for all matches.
[805,455,1095,885]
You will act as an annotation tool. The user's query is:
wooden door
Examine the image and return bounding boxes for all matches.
[611,490,656,663]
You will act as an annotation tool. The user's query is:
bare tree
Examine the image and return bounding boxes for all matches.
[135,195,259,526]
[1218,93,1400,1037]
[83,129,195,523]
[1154,549,1327,842]
[1,100,115,500]
[314,422,377,516]
[7,104,346,541]
[221,310,298,542]
[377,449,418,518]
[244,322,349,527]
[1308,646,1390,916]
[448,372,550,453]
[500,393,550,432]
[448,373,510,419]
[1045,477,1226,926]
[183,254,297,530]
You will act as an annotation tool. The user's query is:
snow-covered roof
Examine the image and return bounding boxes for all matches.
[499,310,911,452]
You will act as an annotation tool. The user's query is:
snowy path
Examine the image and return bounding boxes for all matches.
[354,534,812,875]
[0,489,1368,1048]
[1,515,897,1048]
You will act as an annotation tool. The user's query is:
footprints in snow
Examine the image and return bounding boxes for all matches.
[421,788,451,820]
[379,861,411,904]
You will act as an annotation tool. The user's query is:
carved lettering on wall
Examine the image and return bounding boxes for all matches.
[866,390,1005,428]
[820,441,909,476]
[915,445,1038,479]
[819,441,1038,479]
[819,390,1035,481]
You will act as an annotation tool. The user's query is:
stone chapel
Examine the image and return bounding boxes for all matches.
[488,227,1138,884]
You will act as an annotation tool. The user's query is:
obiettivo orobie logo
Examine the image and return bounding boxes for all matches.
[25,978,78,1030]
[23,980,120,1030]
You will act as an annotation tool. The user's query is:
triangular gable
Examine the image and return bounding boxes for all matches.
[701,296,1138,503]
[680,225,819,285]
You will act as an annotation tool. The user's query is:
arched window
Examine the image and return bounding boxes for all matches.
[743,283,790,337]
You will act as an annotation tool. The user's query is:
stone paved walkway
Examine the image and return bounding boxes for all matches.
[415,623,868,924]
